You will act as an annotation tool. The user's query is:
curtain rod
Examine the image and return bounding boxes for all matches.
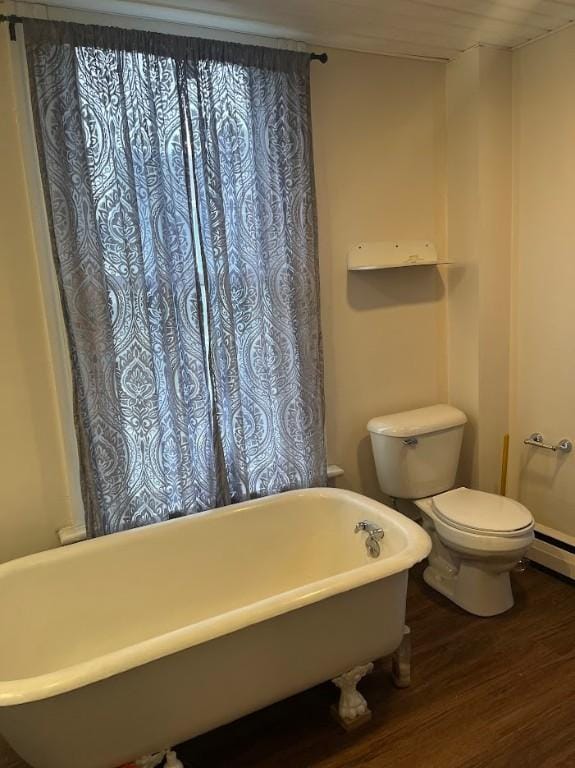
[0,14,20,40]
[0,14,328,60]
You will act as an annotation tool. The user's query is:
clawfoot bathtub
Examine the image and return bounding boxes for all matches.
[0,488,430,768]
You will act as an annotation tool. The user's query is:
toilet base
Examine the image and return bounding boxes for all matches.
[424,561,514,617]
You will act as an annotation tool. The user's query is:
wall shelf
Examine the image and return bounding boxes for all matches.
[348,240,450,271]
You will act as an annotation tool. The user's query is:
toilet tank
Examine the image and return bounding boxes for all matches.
[368,404,467,500]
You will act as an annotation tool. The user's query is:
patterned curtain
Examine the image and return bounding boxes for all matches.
[25,21,326,536]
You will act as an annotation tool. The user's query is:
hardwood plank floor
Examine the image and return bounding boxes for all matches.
[178,565,575,768]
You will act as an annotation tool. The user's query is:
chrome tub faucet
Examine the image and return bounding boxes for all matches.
[355,520,385,558]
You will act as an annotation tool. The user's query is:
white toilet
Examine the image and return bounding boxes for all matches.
[368,404,534,617]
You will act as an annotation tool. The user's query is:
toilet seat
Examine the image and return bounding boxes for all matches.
[432,488,533,538]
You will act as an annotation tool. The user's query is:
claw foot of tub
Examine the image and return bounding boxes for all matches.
[134,752,166,768]
[134,748,182,768]
[391,625,411,688]
[331,662,374,730]
[164,750,184,768]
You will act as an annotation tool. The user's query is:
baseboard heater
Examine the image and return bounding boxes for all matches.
[534,529,575,555]
[530,525,575,581]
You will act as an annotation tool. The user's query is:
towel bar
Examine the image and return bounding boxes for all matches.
[523,433,572,454]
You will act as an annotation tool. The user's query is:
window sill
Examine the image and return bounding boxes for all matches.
[58,523,87,546]
[58,465,345,545]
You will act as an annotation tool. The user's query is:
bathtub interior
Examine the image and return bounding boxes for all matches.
[0,490,413,684]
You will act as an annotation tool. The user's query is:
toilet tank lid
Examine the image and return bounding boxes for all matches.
[367,404,467,437]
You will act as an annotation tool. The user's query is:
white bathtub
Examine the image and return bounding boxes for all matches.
[0,488,430,768]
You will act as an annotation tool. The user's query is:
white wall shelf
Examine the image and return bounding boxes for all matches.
[348,240,450,271]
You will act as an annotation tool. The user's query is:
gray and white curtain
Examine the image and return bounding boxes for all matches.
[25,20,326,536]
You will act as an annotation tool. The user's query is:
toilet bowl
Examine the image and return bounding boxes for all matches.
[368,404,535,616]
[415,489,534,616]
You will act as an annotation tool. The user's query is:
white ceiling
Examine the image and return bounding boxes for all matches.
[113,0,575,60]
[18,0,575,60]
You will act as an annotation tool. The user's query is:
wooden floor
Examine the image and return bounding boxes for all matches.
[178,565,575,768]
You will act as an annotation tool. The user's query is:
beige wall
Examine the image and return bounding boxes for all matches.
[0,38,448,562]
[509,26,575,543]
[3,12,573,569]
[476,48,512,495]
[446,46,512,493]
[446,48,480,485]
[0,34,73,564]
[312,48,448,500]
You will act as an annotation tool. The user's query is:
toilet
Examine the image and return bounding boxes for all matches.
[367,404,534,617]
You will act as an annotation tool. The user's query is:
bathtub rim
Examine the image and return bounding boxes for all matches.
[0,488,430,707]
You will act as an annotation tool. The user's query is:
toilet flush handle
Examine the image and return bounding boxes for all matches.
[402,437,418,447]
